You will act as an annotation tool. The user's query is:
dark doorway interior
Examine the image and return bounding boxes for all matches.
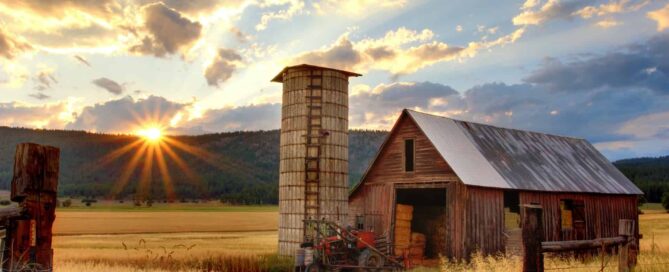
[395,188,446,258]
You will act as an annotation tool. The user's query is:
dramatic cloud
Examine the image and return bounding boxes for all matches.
[205,48,242,87]
[129,3,203,57]
[0,29,31,59]
[291,27,525,75]
[648,3,669,31]
[66,96,186,133]
[523,33,669,94]
[92,77,124,95]
[135,0,242,18]
[0,101,72,128]
[349,33,669,159]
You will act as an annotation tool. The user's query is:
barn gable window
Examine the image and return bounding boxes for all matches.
[404,139,415,172]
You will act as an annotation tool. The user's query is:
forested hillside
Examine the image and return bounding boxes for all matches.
[1,126,667,204]
[614,156,669,202]
[0,127,386,204]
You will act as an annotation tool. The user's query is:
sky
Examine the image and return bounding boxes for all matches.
[1,0,669,160]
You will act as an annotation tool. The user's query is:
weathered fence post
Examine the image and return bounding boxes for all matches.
[618,219,635,272]
[4,143,59,271]
[522,204,544,272]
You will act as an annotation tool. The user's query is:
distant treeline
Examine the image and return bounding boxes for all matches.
[0,126,667,204]
[614,156,669,203]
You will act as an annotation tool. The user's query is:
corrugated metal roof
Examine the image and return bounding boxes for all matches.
[407,110,642,195]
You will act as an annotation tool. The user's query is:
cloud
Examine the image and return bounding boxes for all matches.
[513,0,595,25]
[182,103,281,132]
[347,34,669,159]
[648,3,669,31]
[129,2,202,57]
[312,0,405,16]
[0,28,32,59]
[92,77,124,95]
[290,27,525,75]
[255,0,305,31]
[135,0,243,18]
[0,100,71,128]
[596,18,622,28]
[350,82,463,128]
[29,93,50,100]
[33,68,57,91]
[618,111,669,140]
[523,33,669,94]
[513,0,649,26]
[205,48,242,87]
[74,55,91,67]
[66,95,187,133]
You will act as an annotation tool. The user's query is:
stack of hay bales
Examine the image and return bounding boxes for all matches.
[394,204,413,255]
[409,232,426,264]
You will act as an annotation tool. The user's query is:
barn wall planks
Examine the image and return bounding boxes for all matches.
[464,186,505,257]
[519,192,639,242]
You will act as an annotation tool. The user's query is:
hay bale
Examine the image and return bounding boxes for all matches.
[411,232,426,245]
[408,246,424,257]
[395,204,413,221]
[395,219,411,229]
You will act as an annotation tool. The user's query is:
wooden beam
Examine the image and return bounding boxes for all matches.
[541,237,626,252]
[618,219,635,272]
[522,204,544,272]
[5,143,59,271]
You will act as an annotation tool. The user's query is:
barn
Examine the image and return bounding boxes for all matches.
[348,109,643,260]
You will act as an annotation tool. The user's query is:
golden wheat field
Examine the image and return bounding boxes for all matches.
[51,203,669,271]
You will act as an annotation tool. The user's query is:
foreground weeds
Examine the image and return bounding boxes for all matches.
[422,250,669,272]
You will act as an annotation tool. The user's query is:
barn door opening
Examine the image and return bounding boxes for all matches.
[394,188,447,260]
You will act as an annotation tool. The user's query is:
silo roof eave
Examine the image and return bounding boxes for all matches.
[271,64,362,82]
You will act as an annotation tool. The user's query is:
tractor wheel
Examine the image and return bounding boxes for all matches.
[357,249,385,271]
[305,263,322,272]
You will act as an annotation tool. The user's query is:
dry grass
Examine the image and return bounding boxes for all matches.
[51,204,669,271]
[54,211,277,235]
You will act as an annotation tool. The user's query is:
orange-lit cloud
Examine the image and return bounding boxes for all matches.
[291,27,525,75]
[648,3,669,31]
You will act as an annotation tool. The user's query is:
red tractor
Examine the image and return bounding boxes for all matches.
[299,219,404,271]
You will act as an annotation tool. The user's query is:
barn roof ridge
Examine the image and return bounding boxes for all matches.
[404,109,586,142]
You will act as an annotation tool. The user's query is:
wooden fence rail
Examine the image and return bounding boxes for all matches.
[522,205,636,272]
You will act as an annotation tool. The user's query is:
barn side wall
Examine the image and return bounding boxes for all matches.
[519,192,639,242]
[463,186,505,257]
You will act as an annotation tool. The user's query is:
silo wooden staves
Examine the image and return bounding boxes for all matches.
[272,64,361,256]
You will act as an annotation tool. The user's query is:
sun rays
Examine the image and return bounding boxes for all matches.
[97,104,216,201]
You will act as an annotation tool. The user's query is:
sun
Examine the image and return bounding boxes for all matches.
[136,126,163,142]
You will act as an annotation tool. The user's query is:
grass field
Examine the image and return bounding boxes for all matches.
[47,202,669,271]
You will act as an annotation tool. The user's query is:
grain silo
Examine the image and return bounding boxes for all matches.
[272,64,361,256]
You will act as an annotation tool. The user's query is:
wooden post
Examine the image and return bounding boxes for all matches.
[522,204,544,272]
[4,143,59,271]
[618,219,635,272]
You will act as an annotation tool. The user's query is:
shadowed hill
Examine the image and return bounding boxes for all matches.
[614,156,669,202]
[0,127,386,203]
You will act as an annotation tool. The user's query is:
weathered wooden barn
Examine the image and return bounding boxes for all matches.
[348,109,642,260]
